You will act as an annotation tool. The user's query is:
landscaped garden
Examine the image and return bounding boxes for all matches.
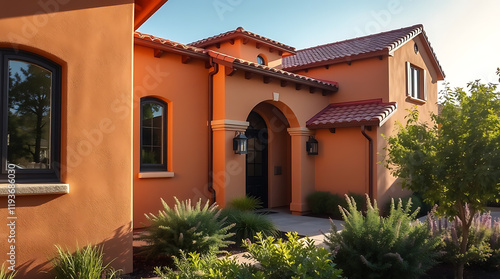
[2,71,499,279]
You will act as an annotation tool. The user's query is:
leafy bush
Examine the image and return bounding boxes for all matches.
[228,196,262,211]
[139,198,235,258]
[307,191,364,219]
[324,195,439,279]
[219,208,277,243]
[306,191,331,215]
[428,207,500,271]
[155,232,343,279]
[0,264,15,279]
[244,232,343,279]
[154,251,258,279]
[51,244,120,279]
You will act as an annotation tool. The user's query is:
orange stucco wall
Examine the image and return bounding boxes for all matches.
[314,127,377,197]
[376,35,439,207]
[133,45,210,228]
[0,1,135,277]
[294,57,390,104]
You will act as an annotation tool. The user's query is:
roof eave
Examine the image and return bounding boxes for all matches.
[308,120,381,129]
[134,36,208,61]
[232,62,338,94]
[134,0,168,30]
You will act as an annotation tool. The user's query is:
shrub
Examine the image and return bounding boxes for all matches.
[155,232,343,279]
[0,264,15,279]
[428,207,500,271]
[324,195,439,279]
[228,196,262,211]
[139,198,235,258]
[306,191,331,215]
[51,244,120,279]
[244,232,343,279]
[307,191,365,219]
[219,208,277,243]
[383,193,426,217]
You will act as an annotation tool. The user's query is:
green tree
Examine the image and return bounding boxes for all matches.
[384,74,500,279]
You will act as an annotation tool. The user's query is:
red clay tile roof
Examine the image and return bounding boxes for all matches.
[134,32,338,92]
[135,32,206,54]
[283,24,445,79]
[307,99,397,129]
[190,27,296,53]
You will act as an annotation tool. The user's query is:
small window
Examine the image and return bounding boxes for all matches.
[406,62,426,101]
[256,55,266,66]
[0,49,61,182]
[140,97,167,171]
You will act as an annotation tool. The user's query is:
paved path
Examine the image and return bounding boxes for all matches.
[263,211,342,247]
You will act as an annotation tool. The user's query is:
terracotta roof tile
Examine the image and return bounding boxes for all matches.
[283,24,444,79]
[190,27,296,53]
[307,99,397,129]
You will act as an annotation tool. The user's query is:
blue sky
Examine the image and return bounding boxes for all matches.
[138,0,500,91]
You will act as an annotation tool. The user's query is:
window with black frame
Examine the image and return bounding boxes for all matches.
[140,97,167,171]
[0,49,61,182]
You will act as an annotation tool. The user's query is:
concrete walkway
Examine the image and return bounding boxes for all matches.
[263,210,342,247]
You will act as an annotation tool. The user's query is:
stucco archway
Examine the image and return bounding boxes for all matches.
[246,102,295,209]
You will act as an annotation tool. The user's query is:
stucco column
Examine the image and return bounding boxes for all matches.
[287,127,315,215]
[211,119,249,207]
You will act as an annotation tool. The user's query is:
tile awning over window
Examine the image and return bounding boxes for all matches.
[307,99,397,129]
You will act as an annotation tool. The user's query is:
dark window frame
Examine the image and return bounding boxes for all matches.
[256,55,266,66]
[0,49,61,182]
[140,97,167,172]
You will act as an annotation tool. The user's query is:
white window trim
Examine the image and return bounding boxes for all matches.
[0,183,69,196]
[406,62,427,103]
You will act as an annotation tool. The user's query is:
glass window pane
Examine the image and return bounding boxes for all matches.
[7,60,52,169]
[152,128,162,146]
[141,99,165,168]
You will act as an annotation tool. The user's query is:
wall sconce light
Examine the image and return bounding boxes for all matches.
[306,136,318,155]
[233,131,248,155]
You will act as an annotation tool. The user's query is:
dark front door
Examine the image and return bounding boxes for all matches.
[246,112,268,208]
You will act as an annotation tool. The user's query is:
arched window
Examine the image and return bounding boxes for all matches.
[257,55,266,66]
[140,97,167,171]
[0,49,61,182]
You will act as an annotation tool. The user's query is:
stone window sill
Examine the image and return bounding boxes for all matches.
[406,96,426,105]
[138,172,175,179]
[0,183,69,196]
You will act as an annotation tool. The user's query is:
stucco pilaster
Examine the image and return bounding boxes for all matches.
[287,127,315,214]
[211,119,249,207]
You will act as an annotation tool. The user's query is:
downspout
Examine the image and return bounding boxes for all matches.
[361,125,374,201]
[208,57,219,203]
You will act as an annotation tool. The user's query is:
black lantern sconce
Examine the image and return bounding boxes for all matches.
[233,131,248,155]
[306,136,318,155]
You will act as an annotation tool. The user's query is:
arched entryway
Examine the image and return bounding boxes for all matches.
[245,111,269,207]
[245,102,292,209]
